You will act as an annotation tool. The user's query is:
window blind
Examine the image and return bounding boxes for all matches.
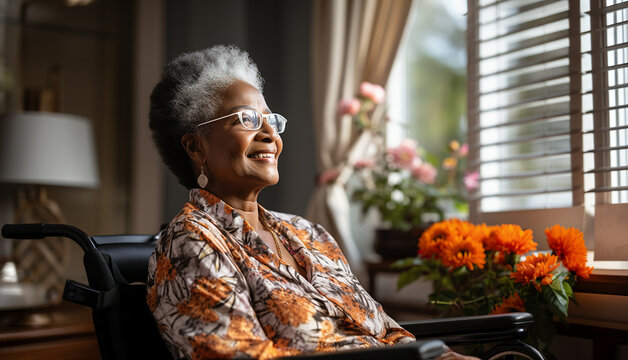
[468,0,582,214]
[468,0,628,258]
[585,0,628,204]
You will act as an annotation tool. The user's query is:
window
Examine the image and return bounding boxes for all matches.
[468,0,628,262]
[388,0,467,160]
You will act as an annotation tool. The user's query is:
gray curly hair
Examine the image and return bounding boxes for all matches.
[149,45,264,189]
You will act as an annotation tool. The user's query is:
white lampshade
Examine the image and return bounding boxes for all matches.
[0,111,99,188]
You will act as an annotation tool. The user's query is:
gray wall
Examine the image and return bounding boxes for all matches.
[162,0,315,221]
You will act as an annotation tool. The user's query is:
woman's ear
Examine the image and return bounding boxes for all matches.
[181,133,205,164]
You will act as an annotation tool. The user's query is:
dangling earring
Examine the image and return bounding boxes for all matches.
[197,165,208,188]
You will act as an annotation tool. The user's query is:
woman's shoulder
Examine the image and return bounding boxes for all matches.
[267,210,320,232]
[156,202,227,251]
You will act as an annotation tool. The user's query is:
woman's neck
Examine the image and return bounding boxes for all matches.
[203,186,262,228]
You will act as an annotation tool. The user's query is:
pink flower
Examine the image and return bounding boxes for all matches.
[388,139,418,169]
[411,162,437,184]
[359,82,386,104]
[337,98,361,116]
[317,168,341,185]
[459,143,469,156]
[354,158,376,169]
[463,171,480,191]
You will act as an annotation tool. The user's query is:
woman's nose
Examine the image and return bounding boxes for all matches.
[256,119,279,142]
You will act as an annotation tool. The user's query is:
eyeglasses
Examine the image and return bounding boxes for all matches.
[196,109,287,134]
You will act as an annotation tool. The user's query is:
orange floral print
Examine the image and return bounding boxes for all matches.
[486,224,537,255]
[199,191,221,206]
[281,221,311,241]
[190,333,235,359]
[148,188,415,358]
[491,293,525,314]
[177,277,233,322]
[545,224,592,279]
[146,285,157,312]
[266,289,315,326]
[439,234,486,270]
[155,253,177,285]
[510,253,559,290]
[312,241,346,263]
[316,320,347,352]
[339,294,368,325]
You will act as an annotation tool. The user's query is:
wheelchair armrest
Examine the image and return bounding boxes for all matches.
[280,340,446,360]
[400,312,533,344]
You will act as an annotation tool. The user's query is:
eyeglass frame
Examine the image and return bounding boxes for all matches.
[195,110,287,134]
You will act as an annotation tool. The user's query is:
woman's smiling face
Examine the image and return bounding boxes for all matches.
[198,80,283,196]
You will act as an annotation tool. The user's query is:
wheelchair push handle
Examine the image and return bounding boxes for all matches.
[2,223,116,291]
[2,223,46,239]
[2,223,97,252]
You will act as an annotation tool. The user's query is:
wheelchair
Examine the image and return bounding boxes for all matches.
[2,223,545,360]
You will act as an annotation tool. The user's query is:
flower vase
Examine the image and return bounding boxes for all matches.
[374,223,432,260]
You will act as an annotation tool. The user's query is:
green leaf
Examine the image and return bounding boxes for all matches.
[391,257,422,269]
[397,267,426,290]
[564,281,573,298]
[544,281,569,317]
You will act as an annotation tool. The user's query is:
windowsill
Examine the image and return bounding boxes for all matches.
[587,251,628,275]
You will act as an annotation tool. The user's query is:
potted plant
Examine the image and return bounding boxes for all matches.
[338,82,478,258]
[393,219,593,359]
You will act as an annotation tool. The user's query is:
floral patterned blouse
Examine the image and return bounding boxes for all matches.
[147,189,414,359]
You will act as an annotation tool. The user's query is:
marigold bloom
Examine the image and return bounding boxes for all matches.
[486,224,537,255]
[545,224,593,279]
[491,293,525,314]
[469,223,493,247]
[510,253,559,290]
[418,221,457,259]
[439,234,486,270]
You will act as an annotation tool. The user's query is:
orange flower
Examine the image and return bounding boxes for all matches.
[491,293,525,314]
[469,223,494,248]
[418,220,457,258]
[510,253,559,290]
[486,224,537,255]
[545,224,593,279]
[439,234,486,270]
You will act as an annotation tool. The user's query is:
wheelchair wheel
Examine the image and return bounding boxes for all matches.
[483,342,545,360]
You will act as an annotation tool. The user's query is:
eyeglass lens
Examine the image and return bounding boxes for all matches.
[240,110,286,134]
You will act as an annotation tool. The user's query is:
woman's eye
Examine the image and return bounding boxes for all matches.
[241,114,257,128]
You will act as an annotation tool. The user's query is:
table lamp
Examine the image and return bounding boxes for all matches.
[0,111,99,314]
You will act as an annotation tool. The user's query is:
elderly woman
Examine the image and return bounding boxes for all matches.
[146,45,472,360]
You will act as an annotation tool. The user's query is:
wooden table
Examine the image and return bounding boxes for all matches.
[0,302,101,360]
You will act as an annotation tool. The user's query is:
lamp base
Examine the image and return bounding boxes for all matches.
[11,186,70,306]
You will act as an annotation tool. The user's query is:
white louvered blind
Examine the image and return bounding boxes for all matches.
[467,0,583,215]
[468,0,628,258]
[585,0,628,204]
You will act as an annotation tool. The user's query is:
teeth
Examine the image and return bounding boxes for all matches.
[249,153,274,159]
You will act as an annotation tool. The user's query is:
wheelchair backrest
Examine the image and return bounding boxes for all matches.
[84,235,173,360]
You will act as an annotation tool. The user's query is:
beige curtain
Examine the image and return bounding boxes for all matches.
[306,0,413,271]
